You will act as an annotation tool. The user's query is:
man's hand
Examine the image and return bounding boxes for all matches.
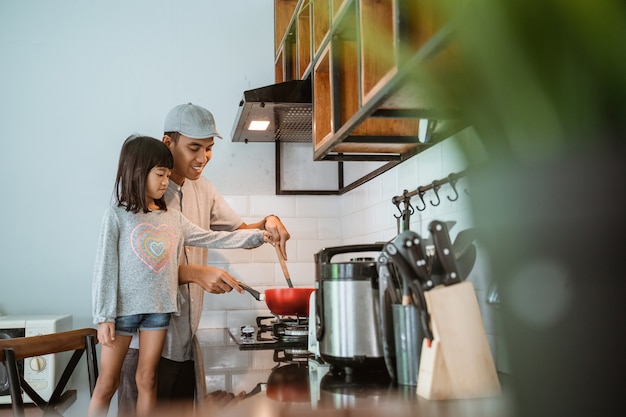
[263,215,290,260]
[179,265,243,294]
[238,214,291,259]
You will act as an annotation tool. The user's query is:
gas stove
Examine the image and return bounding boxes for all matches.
[228,316,311,351]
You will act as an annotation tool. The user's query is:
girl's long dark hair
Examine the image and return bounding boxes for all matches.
[114,135,174,213]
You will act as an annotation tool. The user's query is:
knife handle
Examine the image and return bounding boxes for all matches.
[392,230,433,288]
[429,220,461,286]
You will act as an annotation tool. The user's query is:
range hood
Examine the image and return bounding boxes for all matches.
[231,80,312,143]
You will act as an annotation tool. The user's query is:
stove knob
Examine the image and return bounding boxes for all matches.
[241,325,254,338]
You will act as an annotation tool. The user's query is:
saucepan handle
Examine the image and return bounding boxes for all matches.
[238,282,265,301]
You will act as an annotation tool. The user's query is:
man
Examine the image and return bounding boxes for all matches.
[118,103,290,415]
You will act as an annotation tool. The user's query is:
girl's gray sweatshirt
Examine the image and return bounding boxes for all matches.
[92,205,264,324]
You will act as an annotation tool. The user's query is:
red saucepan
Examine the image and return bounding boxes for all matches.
[238,282,314,316]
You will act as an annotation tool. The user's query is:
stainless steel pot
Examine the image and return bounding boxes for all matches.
[314,244,389,375]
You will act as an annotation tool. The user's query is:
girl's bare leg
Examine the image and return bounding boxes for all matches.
[87,334,132,417]
[135,329,167,417]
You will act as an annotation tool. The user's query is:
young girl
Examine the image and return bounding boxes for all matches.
[88,135,270,417]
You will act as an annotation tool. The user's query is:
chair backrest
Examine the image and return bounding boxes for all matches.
[0,327,99,417]
[0,328,98,361]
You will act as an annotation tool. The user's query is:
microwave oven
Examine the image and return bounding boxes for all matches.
[0,314,73,404]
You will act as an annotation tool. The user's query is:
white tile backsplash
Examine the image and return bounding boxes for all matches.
[223,196,250,216]
[273,262,316,286]
[283,218,319,239]
[297,239,341,262]
[250,195,297,218]
[228,263,275,286]
[296,195,340,217]
[318,218,342,240]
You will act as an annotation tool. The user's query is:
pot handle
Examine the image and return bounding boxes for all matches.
[314,243,384,264]
[243,382,266,399]
[239,282,265,301]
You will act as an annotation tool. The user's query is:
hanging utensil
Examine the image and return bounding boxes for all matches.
[275,245,293,288]
[377,253,401,305]
[376,252,399,381]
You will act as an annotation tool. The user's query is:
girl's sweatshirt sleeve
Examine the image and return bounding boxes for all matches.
[179,213,265,249]
[92,208,121,324]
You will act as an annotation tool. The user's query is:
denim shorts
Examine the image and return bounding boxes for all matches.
[115,313,171,335]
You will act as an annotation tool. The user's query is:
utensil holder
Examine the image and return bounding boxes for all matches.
[417,281,501,399]
[392,304,423,386]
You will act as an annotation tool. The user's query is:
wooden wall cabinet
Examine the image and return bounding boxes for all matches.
[274,0,466,192]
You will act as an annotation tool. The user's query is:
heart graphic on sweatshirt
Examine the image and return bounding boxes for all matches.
[131,223,175,273]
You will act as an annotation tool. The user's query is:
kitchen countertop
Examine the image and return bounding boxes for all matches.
[0,328,514,417]
[193,328,515,417]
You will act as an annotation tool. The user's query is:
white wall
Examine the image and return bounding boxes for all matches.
[0,0,276,327]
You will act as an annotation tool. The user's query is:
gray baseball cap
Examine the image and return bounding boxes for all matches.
[164,103,223,139]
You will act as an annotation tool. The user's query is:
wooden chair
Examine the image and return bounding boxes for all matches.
[0,328,99,417]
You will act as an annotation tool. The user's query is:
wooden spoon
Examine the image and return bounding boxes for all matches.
[275,245,293,288]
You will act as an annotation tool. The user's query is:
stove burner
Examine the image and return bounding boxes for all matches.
[230,316,311,351]
[273,324,308,341]
[254,316,309,343]
[274,348,313,364]
[283,327,309,337]
[256,316,308,330]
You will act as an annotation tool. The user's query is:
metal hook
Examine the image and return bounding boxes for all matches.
[415,188,427,211]
[405,198,415,217]
[447,174,459,202]
[393,199,403,219]
[429,181,441,206]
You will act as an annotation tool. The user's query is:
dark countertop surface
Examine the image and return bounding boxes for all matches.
[194,328,515,417]
[0,328,515,417]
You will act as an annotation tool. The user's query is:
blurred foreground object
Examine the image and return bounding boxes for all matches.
[423,1,626,416]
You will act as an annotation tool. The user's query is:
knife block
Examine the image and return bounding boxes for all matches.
[416,281,501,400]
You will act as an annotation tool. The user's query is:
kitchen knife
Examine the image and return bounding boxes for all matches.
[422,220,457,277]
[428,227,475,279]
[383,242,416,306]
[429,220,462,286]
[452,228,477,260]
[456,243,477,281]
[383,241,434,342]
[390,230,433,290]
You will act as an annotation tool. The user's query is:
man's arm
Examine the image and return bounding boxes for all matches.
[178,264,243,294]
[238,214,290,259]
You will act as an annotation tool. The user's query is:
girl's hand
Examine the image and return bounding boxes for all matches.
[97,322,116,347]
